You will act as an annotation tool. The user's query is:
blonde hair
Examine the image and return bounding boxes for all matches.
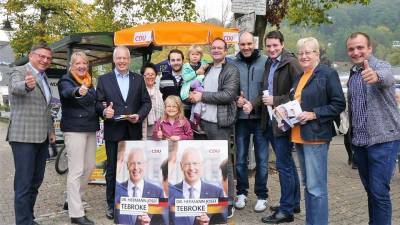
[163,95,186,123]
[69,51,89,68]
[297,37,320,54]
[188,45,203,58]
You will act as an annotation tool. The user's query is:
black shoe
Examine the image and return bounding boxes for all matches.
[270,205,300,214]
[71,216,94,225]
[261,211,294,224]
[106,207,114,220]
[63,201,68,210]
[351,161,358,169]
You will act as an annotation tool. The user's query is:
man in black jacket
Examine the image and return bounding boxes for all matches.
[159,49,184,100]
[96,46,151,220]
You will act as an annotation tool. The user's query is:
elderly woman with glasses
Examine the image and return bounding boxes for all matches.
[279,37,345,225]
[58,51,99,225]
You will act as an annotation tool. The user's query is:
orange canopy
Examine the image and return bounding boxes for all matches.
[114,21,239,46]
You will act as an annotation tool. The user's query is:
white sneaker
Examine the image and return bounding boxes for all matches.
[234,194,247,209]
[254,199,268,212]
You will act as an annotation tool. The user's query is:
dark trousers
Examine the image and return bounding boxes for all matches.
[10,141,48,225]
[353,140,399,225]
[105,140,119,209]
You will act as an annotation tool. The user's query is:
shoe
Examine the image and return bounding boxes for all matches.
[63,201,68,210]
[254,199,268,212]
[234,194,247,209]
[227,205,235,219]
[106,206,114,220]
[351,162,358,169]
[261,211,294,224]
[71,216,94,225]
[270,205,301,214]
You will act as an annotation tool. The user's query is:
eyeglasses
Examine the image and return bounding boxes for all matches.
[182,162,201,167]
[32,52,52,61]
[296,51,316,56]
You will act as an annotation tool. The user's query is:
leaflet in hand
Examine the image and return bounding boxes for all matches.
[273,100,303,132]
[114,115,129,121]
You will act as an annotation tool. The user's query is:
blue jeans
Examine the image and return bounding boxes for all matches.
[274,136,300,215]
[296,143,329,225]
[353,140,399,225]
[10,141,48,225]
[235,119,274,199]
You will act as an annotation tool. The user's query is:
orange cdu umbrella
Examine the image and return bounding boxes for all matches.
[114,21,239,47]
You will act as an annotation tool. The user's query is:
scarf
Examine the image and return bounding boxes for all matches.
[70,70,92,87]
[146,86,164,125]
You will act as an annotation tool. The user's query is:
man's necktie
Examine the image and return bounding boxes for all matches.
[189,187,195,225]
[132,186,138,224]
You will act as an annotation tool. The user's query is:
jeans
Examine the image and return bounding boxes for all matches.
[296,143,329,225]
[353,140,399,225]
[10,141,48,225]
[274,136,300,215]
[235,119,274,199]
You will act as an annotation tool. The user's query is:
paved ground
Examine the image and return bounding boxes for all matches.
[1,120,399,225]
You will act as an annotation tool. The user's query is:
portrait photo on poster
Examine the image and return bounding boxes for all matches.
[114,140,169,225]
[169,140,229,225]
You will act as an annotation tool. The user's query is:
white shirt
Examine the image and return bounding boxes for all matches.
[127,179,144,197]
[114,68,130,101]
[172,71,182,83]
[182,179,201,199]
[28,63,51,104]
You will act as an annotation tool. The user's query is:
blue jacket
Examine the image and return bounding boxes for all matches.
[58,73,99,132]
[291,64,345,142]
[233,50,267,119]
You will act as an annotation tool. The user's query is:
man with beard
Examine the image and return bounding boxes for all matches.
[232,32,272,213]
[160,49,185,100]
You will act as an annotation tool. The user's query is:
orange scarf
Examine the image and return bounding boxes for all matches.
[70,70,92,87]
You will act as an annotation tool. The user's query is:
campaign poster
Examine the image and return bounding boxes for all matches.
[115,140,169,225]
[169,140,229,225]
[88,120,107,184]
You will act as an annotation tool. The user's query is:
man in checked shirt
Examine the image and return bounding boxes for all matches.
[346,32,400,225]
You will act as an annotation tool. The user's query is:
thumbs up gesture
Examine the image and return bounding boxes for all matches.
[157,126,163,139]
[78,82,88,96]
[25,69,36,90]
[104,102,114,119]
[242,99,253,114]
[361,60,379,84]
[237,91,246,108]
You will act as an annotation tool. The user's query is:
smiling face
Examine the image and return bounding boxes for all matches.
[127,149,146,184]
[165,101,179,119]
[70,55,88,78]
[169,52,183,73]
[296,39,320,72]
[265,38,284,60]
[180,150,202,186]
[28,48,52,72]
[113,47,131,74]
[210,39,227,63]
[346,34,372,66]
[143,67,157,87]
[239,32,255,58]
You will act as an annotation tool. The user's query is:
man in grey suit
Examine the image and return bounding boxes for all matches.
[7,42,55,225]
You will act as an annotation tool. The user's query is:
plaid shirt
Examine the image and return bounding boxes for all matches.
[348,66,369,146]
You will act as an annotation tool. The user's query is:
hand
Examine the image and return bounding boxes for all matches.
[190,91,202,103]
[361,60,379,84]
[137,214,151,225]
[236,91,246,108]
[196,213,210,225]
[157,126,163,139]
[169,136,181,141]
[262,95,273,106]
[196,68,205,75]
[78,83,88,96]
[297,111,316,123]
[242,100,253,114]
[25,69,36,90]
[104,102,114,119]
[127,114,140,123]
[49,132,56,144]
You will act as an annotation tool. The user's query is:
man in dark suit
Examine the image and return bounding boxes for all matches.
[169,148,226,225]
[96,46,151,220]
[115,148,164,225]
[7,42,56,225]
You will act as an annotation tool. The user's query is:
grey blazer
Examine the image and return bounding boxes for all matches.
[7,64,53,143]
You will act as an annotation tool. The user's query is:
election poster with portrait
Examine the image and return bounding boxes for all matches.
[114,140,169,225]
[169,140,229,225]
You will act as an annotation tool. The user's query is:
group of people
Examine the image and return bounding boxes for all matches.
[6,29,400,225]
